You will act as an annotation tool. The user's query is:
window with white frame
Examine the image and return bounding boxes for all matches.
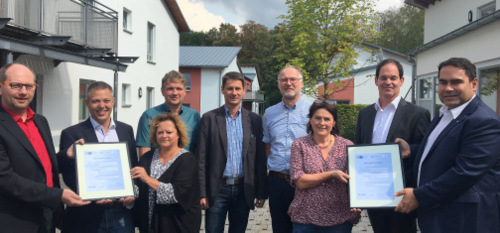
[122,83,131,107]
[147,22,156,62]
[79,79,94,121]
[181,72,191,91]
[146,87,154,109]
[123,8,132,32]
[478,1,496,19]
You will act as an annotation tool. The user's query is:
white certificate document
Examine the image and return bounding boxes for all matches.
[75,142,134,201]
[347,143,405,208]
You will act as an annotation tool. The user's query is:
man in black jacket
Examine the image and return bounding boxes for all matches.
[57,81,138,233]
[355,59,430,233]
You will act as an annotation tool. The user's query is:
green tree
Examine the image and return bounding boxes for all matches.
[374,5,424,53]
[275,0,378,100]
[213,23,240,46]
[180,31,210,46]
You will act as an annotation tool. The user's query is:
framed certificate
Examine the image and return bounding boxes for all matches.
[346,143,405,208]
[74,142,135,201]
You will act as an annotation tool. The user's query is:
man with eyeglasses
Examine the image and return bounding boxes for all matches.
[0,63,89,233]
[57,81,138,233]
[355,59,430,233]
[262,65,311,233]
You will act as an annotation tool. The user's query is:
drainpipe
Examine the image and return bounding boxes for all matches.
[218,67,222,106]
[409,55,417,104]
[113,70,118,121]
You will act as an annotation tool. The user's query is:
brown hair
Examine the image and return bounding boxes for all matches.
[148,113,189,148]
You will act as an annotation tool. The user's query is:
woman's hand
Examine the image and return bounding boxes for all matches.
[131,167,150,183]
[332,170,350,183]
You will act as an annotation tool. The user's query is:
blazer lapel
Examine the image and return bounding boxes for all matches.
[365,105,377,143]
[33,115,56,162]
[216,107,228,158]
[241,109,251,161]
[82,118,99,143]
[0,107,40,163]
[419,98,478,163]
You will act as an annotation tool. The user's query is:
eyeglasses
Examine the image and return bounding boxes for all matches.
[278,78,302,84]
[0,81,38,91]
[314,100,335,105]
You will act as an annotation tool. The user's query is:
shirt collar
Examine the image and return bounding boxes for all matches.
[280,96,305,110]
[224,105,241,118]
[89,116,116,131]
[162,104,184,115]
[1,102,35,122]
[439,95,476,119]
[375,95,401,111]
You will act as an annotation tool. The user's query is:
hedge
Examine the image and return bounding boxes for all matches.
[337,104,368,142]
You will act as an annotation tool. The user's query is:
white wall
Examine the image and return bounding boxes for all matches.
[199,57,241,115]
[416,20,500,75]
[39,0,182,148]
[200,68,222,115]
[424,0,494,42]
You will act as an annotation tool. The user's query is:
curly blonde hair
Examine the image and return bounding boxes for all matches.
[148,113,189,148]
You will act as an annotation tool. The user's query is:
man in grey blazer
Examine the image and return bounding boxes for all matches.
[197,72,267,233]
[355,59,430,233]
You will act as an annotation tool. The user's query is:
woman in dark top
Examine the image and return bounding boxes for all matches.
[131,113,201,233]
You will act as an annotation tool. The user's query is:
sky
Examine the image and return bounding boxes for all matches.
[177,0,405,32]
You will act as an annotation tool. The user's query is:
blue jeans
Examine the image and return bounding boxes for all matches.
[268,173,295,233]
[205,183,250,233]
[292,222,353,233]
[97,205,134,233]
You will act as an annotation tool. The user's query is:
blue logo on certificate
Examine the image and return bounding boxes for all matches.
[83,149,125,192]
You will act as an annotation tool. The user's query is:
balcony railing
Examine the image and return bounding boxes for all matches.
[243,90,264,101]
[0,0,117,53]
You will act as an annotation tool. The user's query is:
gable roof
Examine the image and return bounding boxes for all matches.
[163,0,190,32]
[180,46,242,68]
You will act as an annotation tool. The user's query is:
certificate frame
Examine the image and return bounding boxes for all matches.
[74,142,135,201]
[346,143,405,209]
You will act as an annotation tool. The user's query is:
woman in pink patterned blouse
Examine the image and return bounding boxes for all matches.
[288,101,361,232]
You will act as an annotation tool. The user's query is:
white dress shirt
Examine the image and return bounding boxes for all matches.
[372,96,401,144]
[417,95,476,186]
[89,117,119,143]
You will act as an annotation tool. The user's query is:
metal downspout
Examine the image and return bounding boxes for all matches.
[113,70,118,121]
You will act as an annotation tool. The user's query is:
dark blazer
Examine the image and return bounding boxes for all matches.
[197,106,267,209]
[355,98,430,187]
[57,118,138,233]
[0,105,63,233]
[412,97,500,233]
[134,150,201,233]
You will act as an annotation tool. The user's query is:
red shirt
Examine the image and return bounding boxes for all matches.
[2,103,53,187]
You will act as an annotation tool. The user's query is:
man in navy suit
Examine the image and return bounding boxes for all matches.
[0,63,88,233]
[395,57,500,233]
[355,59,430,233]
[57,81,138,233]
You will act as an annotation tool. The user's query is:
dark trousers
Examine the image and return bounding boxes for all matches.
[367,209,416,233]
[268,173,295,233]
[39,208,54,233]
[205,183,250,233]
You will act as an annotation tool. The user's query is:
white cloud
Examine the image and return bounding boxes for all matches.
[374,0,404,12]
[177,0,226,32]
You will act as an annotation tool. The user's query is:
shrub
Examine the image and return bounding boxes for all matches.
[337,104,367,142]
